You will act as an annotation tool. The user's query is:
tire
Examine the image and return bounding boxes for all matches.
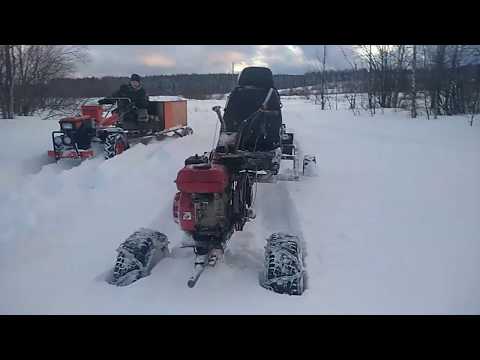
[109,228,169,287]
[262,233,305,296]
[281,133,294,155]
[232,173,252,231]
[302,155,317,176]
[176,127,193,137]
[104,133,129,159]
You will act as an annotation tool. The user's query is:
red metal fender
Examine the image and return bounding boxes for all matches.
[100,113,119,127]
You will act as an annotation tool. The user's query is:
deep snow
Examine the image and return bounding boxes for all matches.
[1,98,479,314]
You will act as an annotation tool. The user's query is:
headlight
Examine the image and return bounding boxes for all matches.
[61,122,73,130]
[54,136,63,146]
[63,136,72,145]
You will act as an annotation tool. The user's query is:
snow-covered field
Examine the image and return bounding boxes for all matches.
[1,98,479,314]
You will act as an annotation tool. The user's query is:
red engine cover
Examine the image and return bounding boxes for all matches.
[81,105,104,123]
[176,164,229,194]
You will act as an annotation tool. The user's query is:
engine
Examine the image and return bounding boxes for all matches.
[174,156,232,241]
[56,116,96,150]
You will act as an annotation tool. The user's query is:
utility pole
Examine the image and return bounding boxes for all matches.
[321,45,327,110]
[232,62,236,88]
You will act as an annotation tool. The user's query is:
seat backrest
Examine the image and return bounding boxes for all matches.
[224,86,271,132]
[224,67,281,130]
[223,66,283,152]
[237,67,274,88]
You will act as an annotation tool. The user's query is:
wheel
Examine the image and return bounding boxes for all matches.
[108,228,169,287]
[232,173,252,231]
[302,154,317,176]
[176,127,193,137]
[104,133,129,159]
[262,233,305,295]
[281,133,294,155]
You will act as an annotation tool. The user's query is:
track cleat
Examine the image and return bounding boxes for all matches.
[109,228,169,287]
[195,254,209,266]
[208,248,224,266]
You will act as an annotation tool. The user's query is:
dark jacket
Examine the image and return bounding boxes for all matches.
[112,84,149,109]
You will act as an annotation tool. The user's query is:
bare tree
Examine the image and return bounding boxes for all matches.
[468,55,480,126]
[356,45,383,115]
[312,46,328,109]
[0,45,89,118]
[334,71,338,110]
[339,45,360,115]
[367,45,375,115]
[411,45,417,118]
[41,97,94,120]
[1,45,15,119]
[0,47,5,117]
[422,45,431,120]
[392,45,406,109]
[469,90,479,126]
[14,45,89,115]
[419,45,478,119]
[432,45,447,119]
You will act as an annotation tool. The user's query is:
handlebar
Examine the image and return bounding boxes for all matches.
[98,97,132,105]
[212,106,226,131]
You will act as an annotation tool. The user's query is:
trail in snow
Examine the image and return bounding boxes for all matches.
[255,181,303,236]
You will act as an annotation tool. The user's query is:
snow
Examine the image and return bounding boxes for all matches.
[149,96,186,102]
[1,98,479,314]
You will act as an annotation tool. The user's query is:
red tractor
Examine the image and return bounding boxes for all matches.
[108,67,316,295]
[48,97,192,161]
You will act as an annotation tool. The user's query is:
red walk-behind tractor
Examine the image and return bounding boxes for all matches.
[47,97,192,161]
[108,67,316,295]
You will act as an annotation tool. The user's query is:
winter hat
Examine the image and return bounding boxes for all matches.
[130,74,141,82]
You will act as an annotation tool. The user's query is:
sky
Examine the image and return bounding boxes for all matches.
[75,45,357,78]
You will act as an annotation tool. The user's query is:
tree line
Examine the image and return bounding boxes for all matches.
[45,73,310,100]
[308,45,480,122]
[2,45,480,123]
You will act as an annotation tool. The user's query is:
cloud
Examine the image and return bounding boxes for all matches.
[140,53,176,68]
[74,45,356,77]
[207,50,246,67]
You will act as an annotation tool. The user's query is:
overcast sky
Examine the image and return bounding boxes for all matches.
[75,45,357,77]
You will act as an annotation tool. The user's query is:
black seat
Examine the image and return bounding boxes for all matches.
[223,67,282,152]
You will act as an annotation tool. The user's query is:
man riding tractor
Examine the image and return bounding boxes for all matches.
[99,73,150,127]
[48,73,192,161]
